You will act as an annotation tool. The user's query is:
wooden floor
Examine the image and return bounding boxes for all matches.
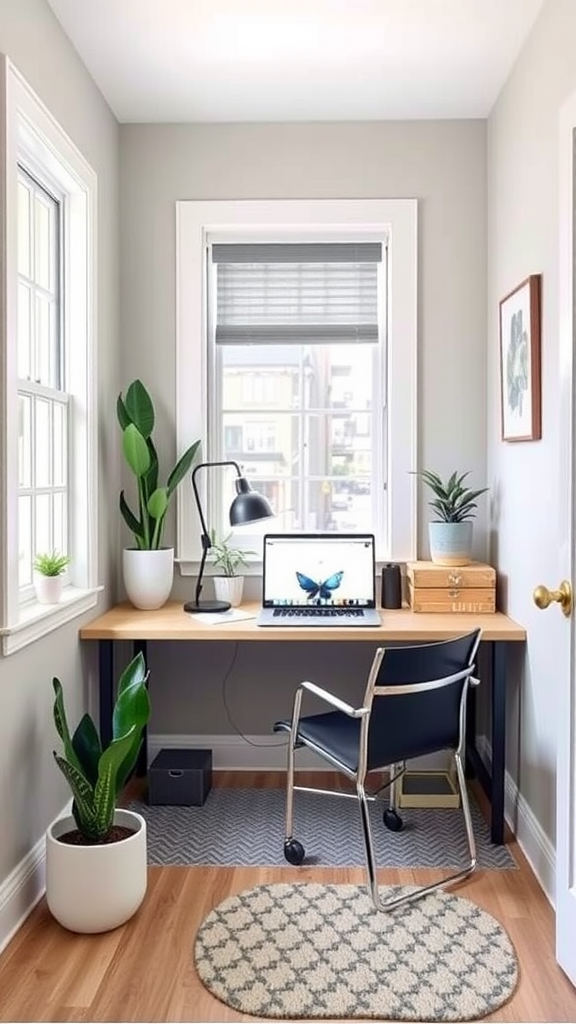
[1,772,575,1023]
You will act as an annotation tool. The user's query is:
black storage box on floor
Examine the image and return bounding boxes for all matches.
[148,748,212,806]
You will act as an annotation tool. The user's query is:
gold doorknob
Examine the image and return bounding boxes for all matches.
[533,580,573,617]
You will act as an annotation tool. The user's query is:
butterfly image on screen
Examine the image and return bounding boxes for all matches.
[296,570,344,603]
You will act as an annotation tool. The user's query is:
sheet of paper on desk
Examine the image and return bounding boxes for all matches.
[188,608,256,626]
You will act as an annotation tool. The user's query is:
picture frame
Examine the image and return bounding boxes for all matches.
[499,274,542,442]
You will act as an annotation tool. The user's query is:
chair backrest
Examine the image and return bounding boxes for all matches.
[361,630,481,773]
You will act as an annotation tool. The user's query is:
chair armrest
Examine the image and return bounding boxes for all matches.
[300,680,369,718]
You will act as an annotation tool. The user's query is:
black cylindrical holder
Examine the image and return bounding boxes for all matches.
[381,563,402,609]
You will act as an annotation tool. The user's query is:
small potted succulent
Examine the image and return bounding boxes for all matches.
[209,529,255,607]
[46,651,150,933]
[416,469,488,566]
[33,551,71,604]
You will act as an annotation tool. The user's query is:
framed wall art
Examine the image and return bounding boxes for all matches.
[499,274,542,442]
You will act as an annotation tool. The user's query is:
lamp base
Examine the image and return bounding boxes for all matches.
[183,599,231,614]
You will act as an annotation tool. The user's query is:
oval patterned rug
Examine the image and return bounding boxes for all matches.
[194,883,518,1021]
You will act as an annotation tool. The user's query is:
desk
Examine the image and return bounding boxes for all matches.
[80,601,526,845]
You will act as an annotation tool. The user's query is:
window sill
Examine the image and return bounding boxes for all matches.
[1,587,102,656]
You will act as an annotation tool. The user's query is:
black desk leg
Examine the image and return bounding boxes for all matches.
[134,639,148,777]
[490,641,507,845]
[99,639,114,749]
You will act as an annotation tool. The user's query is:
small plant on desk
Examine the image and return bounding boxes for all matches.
[209,530,256,607]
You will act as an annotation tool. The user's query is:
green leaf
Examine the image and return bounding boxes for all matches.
[71,714,102,788]
[93,729,139,835]
[52,678,86,777]
[166,439,201,497]
[112,653,150,792]
[116,394,131,431]
[122,424,151,478]
[119,492,144,539]
[147,487,168,521]
[124,380,155,439]
[53,753,98,836]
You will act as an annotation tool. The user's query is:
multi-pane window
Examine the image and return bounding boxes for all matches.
[1,57,98,654]
[208,242,384,537]
[17,168,68,593]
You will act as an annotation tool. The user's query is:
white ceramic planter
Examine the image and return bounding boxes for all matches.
[34,574,64,604]
[213,575,244,607]
[46,808,147,933]
[428,522,473,566]
[123,547,174,610]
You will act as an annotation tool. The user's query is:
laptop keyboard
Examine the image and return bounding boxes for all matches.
[272,607,366,619]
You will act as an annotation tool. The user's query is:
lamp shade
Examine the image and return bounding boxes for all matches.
[230,477,274,526]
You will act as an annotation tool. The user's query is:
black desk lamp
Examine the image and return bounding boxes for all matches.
[184,460,273,614]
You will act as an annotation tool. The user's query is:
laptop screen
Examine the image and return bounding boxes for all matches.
[262,533,376,609]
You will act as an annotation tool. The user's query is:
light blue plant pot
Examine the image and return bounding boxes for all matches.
[428,522,473,566]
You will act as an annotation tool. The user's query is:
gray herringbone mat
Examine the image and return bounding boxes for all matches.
[129,788,516,869]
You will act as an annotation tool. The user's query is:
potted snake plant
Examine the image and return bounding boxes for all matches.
[118,379,200,609]
[416,469,488,566]
[46,651,150,933]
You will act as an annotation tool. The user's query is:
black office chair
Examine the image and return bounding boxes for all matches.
[273,629,482,912]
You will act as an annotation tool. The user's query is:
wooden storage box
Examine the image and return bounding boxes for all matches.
[397,770,460,809]
[407,560,496,613]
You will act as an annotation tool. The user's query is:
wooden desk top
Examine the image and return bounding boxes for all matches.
[80,602,526,643]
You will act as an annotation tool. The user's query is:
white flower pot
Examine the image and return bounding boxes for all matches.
[34,574,64,604]
[428,522,473,566]
[46,808,147,933]
[123,547,174,610]
[213,575,244,607]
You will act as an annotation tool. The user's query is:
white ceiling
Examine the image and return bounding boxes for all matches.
[45,0,546,124]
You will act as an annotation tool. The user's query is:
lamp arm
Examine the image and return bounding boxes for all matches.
[191,461,242,608]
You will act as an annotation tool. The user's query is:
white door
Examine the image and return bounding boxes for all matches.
[555,90,576,986]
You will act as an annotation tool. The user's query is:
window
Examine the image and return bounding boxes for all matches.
[0,57,98,654]
[209,242,383,536]
[176,199,417,571]
[17,168,68,595]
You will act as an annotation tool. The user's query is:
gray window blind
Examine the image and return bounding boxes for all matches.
[212,242,383,345]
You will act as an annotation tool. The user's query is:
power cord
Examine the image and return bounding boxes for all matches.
[221,640,288,748]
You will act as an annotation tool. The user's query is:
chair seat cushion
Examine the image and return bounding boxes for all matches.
[274,701,457,774]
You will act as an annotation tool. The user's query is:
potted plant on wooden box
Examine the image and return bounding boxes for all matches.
[33,551,71,604]
[209,529,255,607]
[117,379,200,609]
[416,469,488,566]
[46,651,150,933]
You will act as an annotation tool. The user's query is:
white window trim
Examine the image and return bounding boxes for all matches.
[175,198,418,573]
[0,56,99,655]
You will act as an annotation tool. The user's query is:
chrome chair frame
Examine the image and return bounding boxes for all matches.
[282,635,481,913]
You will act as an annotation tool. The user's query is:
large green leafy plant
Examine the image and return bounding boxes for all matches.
[416,470,488,523]
[52,652,150,842]
[117,379,200,550]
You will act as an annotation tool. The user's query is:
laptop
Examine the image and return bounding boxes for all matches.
[256,533,381,627]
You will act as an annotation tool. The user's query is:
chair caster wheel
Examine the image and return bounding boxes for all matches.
[283,838,305,865]
[383,808,403,832]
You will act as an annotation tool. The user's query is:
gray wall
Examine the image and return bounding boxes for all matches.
[0,0,119,899]
[119,120,488,739]
[487,0,576,854]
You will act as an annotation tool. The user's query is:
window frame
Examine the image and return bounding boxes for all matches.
[0,56,99,655]
[175,198,418,573]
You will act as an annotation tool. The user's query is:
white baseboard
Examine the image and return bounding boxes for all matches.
[0,800,72,955]
[476,736,555,906]
[148,733,450,773]
[0,834,46,955]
